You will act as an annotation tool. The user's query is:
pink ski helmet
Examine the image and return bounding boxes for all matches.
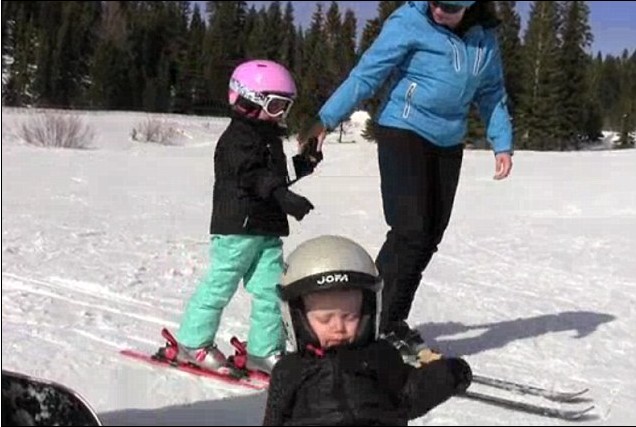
[228,59,297,118]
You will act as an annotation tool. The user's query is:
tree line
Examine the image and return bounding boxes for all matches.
[2,1,634,149]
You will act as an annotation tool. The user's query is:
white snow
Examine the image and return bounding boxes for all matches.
[2,107,636,425]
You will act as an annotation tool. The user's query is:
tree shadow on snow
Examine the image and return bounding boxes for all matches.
[99,390,267,426]
[414,310,616,357]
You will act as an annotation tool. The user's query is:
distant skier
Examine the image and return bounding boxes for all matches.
[263,235,472,425]
[165,59,315,375]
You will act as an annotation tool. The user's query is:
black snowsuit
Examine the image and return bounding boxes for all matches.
[263,339,471,426]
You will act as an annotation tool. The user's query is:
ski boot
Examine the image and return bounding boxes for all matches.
[156,328,229,373]
[245,354,281,375]
[228,337,280,378]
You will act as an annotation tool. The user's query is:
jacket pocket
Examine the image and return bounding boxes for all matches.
[402,82,417,118]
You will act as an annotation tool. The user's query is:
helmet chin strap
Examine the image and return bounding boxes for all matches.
[289,300,321,350]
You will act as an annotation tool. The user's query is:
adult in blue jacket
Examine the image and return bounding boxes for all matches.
[299,1,514,357]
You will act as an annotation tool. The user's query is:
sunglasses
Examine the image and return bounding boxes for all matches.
[431,1,467,14]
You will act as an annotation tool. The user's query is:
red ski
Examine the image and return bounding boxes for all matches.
[120,328,270,391]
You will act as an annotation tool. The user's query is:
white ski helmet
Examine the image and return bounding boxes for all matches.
[278,235,383,352]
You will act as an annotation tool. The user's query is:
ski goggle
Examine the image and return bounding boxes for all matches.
[430,1,468,14]
[229,78,294,118]
[262,93,294,118]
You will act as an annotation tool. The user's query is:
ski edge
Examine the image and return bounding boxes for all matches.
[462,390,596,421]
[472,374,590,402]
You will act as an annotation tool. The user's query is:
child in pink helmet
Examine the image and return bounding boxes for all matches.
[162,60,315,375]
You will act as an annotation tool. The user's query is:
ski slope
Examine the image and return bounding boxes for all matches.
[2,107,635,425]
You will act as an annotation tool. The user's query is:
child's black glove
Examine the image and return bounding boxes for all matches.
[273,187,314,221]
[447,358,472,394]
[293,137,323,180]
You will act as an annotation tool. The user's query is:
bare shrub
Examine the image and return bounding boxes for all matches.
[18,112,95,149]
[131,118,180,145]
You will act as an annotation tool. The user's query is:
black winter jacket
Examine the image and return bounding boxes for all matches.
[262,340,469,426]
[210,115,290,236]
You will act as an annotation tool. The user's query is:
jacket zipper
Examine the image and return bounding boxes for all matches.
[473,41,484,75]
[402,82,417,118]
[447,38,461,72]
[331,355,355,423]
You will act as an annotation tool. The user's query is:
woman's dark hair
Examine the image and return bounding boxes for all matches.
[456,1,500,34]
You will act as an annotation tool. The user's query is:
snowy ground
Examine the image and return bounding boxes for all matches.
[2,107,636,426]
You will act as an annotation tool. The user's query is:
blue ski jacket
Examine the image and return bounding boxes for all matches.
[319,1,513,154]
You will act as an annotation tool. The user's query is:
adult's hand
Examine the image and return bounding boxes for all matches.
[298,118,327,154]
[494,152,513,180]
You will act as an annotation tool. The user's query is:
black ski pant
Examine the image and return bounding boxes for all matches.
[375,125,463,333]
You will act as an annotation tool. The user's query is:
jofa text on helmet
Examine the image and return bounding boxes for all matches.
[317,273,349,286]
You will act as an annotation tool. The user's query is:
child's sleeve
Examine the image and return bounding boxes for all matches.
[401,358,470,419]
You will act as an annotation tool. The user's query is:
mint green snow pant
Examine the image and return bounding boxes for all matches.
[176,235,285,357]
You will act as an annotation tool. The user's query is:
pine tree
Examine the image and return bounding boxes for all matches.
[278,2,296,70]
[559,1,595,149]
[340,9,358,76]
[323,2,358,142]
[359,18,380,58]
[29,1,100,107]
[123,1,151,110]
[293,25,304,77]
[495,2,523,117]
[89,1,134,109]
[288,4,325,132]
[3,3,40,106]
[617,50,636,147]
[204,1,248,115]
[32,2,63,106]
[517,1,563,150]
[629,51,636,146]
[581,52,604,142]
[324,2,342,95]
[2,1,16,98]
[359,1,405,140]
[597,55,622,129]
[244,6,268,59]
[128,2,177,112]
[1,2,11,58]
[359,1,404,55]
[187,4,207,114]
[286,24,305,130]
[264,1,283,61]
[302,3,325,102]
[46,1,100,107]
[618,113,633,148]
[170,1,194,113]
